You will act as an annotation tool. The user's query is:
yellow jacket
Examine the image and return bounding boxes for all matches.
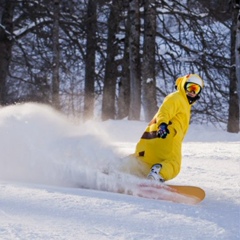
[134,74,204,180]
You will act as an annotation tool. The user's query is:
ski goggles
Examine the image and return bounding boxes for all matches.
[185,82,201,94]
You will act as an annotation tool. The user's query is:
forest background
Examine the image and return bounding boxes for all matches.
[0,0,239,133]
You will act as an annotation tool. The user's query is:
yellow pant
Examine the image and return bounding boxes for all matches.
[134,125,182,180]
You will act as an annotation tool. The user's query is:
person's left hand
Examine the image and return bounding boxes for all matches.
[157,123,169,139]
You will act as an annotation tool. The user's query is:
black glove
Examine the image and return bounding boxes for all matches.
[157,123,169,139]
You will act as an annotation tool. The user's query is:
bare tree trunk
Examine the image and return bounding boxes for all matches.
[227,1,240,133]
[0,0,13,105]
[117,43,130,119]
[128,0,141,120]
[142,0,158,122]
[84,0,96,121]
[117,6,130,119]
[52,0,60,110]
[101,1,120,121]
[236,6,240,129]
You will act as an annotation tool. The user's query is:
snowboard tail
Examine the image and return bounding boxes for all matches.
[168,185,205,202]
[132,183,205,205]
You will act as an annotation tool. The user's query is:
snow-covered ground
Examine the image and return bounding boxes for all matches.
[0,103,239,240]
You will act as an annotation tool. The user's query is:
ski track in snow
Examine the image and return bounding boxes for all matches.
[0,103,239,240]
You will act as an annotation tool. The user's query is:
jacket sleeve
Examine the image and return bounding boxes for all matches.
[155,94,179,126]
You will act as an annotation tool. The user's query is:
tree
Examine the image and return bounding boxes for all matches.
[83,0,97,121]
[102,0,120,120]
[52,0,60,110]
[117,4,130,119]
[0,0,14,105]
[142,0,158,122]
[227,0,240,132]
[236,3,240,111]
[128,0,141,120]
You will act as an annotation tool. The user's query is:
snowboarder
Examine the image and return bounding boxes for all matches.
[129,74,204,182]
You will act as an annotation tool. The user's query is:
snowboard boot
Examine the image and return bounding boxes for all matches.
[147,164,164,182]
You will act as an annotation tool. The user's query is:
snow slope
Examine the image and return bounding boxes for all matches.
[0,103,239,240]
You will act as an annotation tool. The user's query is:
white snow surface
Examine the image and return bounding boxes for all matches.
[0,103,239,240]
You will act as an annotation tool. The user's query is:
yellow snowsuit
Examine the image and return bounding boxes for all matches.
[134,74,204,181]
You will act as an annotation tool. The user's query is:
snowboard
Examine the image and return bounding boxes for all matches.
[77,169,205,205]
[132,183,205,205]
